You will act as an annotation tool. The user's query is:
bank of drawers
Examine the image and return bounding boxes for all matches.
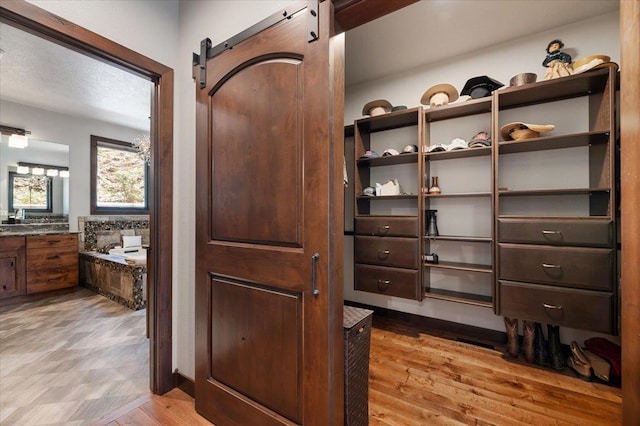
[497,218,615,333]
[354,217,421,300]
[26,234,78,294]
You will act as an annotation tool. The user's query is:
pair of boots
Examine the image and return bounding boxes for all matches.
[534,323,565,370]
[504,318,565,370]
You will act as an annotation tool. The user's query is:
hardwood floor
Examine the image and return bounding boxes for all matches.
[102,315,621,425]
[0,288,149,425]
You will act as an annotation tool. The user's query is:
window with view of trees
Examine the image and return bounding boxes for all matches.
[90,135,149,214]
[9,172,52,212]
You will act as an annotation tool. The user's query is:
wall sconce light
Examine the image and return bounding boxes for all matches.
[17,162,69,178]
[1,125,31,149]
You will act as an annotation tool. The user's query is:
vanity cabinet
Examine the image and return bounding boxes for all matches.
[0,237,26,299]
[26,233,79,294]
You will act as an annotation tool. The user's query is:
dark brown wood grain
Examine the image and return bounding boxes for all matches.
[333,0,419,31]
[620,0,640,423]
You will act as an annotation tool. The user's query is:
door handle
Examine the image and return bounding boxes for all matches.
[311,253,320,297]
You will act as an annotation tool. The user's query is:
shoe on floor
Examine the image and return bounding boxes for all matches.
[568,356,592,381]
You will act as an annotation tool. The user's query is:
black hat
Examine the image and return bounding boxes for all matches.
[461,76,504,99]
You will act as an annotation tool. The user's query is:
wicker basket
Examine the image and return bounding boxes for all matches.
[344,306,374,426]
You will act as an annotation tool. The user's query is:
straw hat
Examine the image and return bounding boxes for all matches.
[572,55,611,74]
[362,99,392,116]
[500,122,555,141]
[420,83,459,107]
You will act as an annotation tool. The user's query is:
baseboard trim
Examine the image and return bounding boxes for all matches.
[173,369,195,398]
[344,300,506,347]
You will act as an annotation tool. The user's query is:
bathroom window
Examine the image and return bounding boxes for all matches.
[8,172,52,212]
[90,135,149,214]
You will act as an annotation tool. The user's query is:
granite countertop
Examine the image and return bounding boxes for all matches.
[0,223,73,237]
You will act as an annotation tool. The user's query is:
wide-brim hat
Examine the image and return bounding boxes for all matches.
[362,99,392,116]
[420,83,459,106]
[461,76,504,99]
[572,55,611,74]
[500,122,555,141]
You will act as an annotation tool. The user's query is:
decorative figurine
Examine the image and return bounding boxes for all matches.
[542,39,573,80]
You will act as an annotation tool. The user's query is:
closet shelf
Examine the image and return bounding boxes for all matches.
[498,187,610,196]
[423,261,492,274]
[424,146,491,160]
[498,131,610,154]
[358,153,418,167]
[425,192,492,198]
[424,288,493,307]
[425,97,492,122]
[423,235,492,243]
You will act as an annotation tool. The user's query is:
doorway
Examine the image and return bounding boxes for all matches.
[0,1,174,394]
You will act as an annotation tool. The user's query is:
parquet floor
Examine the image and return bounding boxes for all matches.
[0,288,149,425]
[102,316,622,425]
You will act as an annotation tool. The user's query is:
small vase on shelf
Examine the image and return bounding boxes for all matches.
[428,176,441,195]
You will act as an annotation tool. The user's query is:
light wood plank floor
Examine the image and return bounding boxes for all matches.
[102,316,622,425]
[0,288,149,425]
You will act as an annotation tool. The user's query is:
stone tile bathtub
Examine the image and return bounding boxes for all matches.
[78,215,149,310]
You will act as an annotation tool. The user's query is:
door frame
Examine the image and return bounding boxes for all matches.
[0,0,174,394]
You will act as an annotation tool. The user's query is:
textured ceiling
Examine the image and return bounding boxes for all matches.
[0,23,151,131]
[0,1,619,128]
[345,0,619,87]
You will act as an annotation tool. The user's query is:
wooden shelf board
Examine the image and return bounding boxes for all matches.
[425,97,492,122]
[497,66,613,109]
[425,192,492,198]
[424,288,493,307]
[424,146,492,160]
[356,195,418,200]
[358,152,418,167]
[424,261,492,273]
[424,235,492,243]
[355,106,421,133]
[498,187,610,197]
[498,131,610,154]
[497,215,613,221]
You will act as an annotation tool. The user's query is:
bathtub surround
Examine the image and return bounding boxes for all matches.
[80,252,146,310]
[78,215,149,310]
[78,215,149,253]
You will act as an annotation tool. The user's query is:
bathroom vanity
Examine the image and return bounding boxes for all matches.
[0,230,78,300]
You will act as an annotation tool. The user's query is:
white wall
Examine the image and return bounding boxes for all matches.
[1,100,145,231]
[343,11,621,346]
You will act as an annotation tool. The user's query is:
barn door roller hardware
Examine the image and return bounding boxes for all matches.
[192,1,318,89]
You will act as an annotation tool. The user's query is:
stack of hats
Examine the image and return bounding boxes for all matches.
[468,131,491,148]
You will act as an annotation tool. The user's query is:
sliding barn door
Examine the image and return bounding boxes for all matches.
[193,1,344,424]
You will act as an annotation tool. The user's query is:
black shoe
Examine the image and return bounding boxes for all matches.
[547,324,565,370]
[534,322,549,366]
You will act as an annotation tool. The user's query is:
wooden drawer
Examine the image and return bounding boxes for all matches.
[27,265,78,294]
[498,280,613,334]
[355,216,418,237]
[0,236,26,251]
[355,264,420,300]
[354,236,418,268]
[498,218,613,247]
[499,243,613,291]
[26,233,78,250]
[27,248,78,270]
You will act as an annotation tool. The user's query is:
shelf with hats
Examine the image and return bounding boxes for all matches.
[494,61,618,334]
[421,80,495,308]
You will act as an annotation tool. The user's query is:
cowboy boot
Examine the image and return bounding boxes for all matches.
[504,317,519,358]
[534,322,549,366]
[548,324,565,370]
[523,321,536,363]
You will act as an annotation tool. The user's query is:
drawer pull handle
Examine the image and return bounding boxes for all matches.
[543,303,563,310]
[377,280,390,291]
[541,263,561,269]
[47,255,61,260]
[378,250,390,258]
[378,225,390,235]
[542,230,561,235]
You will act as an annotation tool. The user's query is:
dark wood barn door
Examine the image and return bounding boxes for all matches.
[194,1,344,424]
